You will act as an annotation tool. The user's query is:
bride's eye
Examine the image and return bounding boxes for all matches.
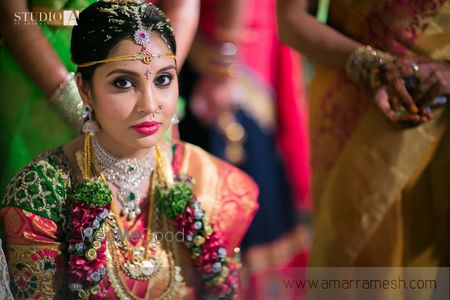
[154,74,173,87]
[113,77,134,89]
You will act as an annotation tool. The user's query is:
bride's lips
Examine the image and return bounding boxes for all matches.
[132,121,161,136]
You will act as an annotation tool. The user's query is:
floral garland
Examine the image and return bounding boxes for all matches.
[67,178,112,299]
[66,137,239,299]
[156,181,239,299]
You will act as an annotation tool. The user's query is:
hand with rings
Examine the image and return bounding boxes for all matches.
[373,56,449,128]
[407,60,450,110]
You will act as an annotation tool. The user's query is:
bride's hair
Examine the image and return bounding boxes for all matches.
[70,1,176,82]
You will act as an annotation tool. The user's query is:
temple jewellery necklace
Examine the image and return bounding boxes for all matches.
[92,135,153,220]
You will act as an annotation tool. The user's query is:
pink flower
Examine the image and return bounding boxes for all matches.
[195,232,223,267]
[174,208,195,235]
[67,202,110,295]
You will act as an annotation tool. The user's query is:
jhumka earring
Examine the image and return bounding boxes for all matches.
[81,105,100,134]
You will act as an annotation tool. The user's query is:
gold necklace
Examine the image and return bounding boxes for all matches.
[98,142,184,299]
[107,210,163,281]
[85,134,162,278]
[81,135,184,298]
[105,215,184,300]
[106,164,164,280]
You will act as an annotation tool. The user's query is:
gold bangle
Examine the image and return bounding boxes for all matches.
[49,72,84,129]
[345,45,394,88]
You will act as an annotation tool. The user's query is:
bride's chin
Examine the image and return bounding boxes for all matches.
[133,137,160,149]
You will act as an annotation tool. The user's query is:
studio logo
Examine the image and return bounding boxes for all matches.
[63,10,79,26]
[14,9,80,26]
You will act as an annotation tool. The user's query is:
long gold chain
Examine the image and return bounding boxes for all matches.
[106,209,163,281]
[105,215,183,300]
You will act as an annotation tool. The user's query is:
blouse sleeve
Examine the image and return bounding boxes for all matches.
[0,154,71,299]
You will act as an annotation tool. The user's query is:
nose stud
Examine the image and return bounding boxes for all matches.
[151,105,165,117]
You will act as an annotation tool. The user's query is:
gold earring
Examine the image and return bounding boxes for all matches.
[81,105,100,134]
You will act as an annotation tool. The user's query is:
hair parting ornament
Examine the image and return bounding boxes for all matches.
[77,1,176,68]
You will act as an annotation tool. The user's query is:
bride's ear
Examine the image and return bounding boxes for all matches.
[76,73,93,106]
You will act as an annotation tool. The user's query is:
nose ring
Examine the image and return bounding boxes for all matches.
[151,105,165,117]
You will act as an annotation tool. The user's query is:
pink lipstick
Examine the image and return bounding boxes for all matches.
[132,121,161,136]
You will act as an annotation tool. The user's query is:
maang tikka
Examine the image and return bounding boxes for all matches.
[76,4,176,69]
[133,5,151,50]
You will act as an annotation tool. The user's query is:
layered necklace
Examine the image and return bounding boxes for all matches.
[92,136,153,220]
[105,208,184,299]
[68,134,240,300]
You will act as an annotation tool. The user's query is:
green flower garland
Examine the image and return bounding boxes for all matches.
[156,181,193,219]
[69,178,112,207]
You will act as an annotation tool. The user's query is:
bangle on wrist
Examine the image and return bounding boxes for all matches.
[210,40,238,78]
[190,33,239,79]
[49,72,84,129]
[345,45,394,88]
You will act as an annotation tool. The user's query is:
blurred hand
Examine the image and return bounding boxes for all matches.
[376,57,450,125]
[190,76,238,125]
[378,57,427,114]
[372,86,428,129]
[411,61,450,108]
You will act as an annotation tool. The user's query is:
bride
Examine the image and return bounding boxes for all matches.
[0,1,258,299]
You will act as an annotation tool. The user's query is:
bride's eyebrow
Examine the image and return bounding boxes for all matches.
[106,69,139,78]
[156,65,176,73]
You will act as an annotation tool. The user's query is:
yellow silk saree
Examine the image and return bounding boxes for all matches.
[310,0,450,269]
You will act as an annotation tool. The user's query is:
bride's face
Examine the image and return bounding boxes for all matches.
[78,35,178,157]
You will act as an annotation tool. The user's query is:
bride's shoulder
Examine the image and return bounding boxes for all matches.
[0,147,73,222]
[172,141,259,250]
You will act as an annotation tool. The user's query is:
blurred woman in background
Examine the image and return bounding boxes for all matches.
[278,0,449,296]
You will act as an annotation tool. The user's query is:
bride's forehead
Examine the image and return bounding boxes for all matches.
[107,36,171,56]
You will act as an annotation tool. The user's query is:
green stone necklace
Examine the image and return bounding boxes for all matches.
[92,136,153,220]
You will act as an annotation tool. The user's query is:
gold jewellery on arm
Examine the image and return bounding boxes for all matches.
[345,45,394,89]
